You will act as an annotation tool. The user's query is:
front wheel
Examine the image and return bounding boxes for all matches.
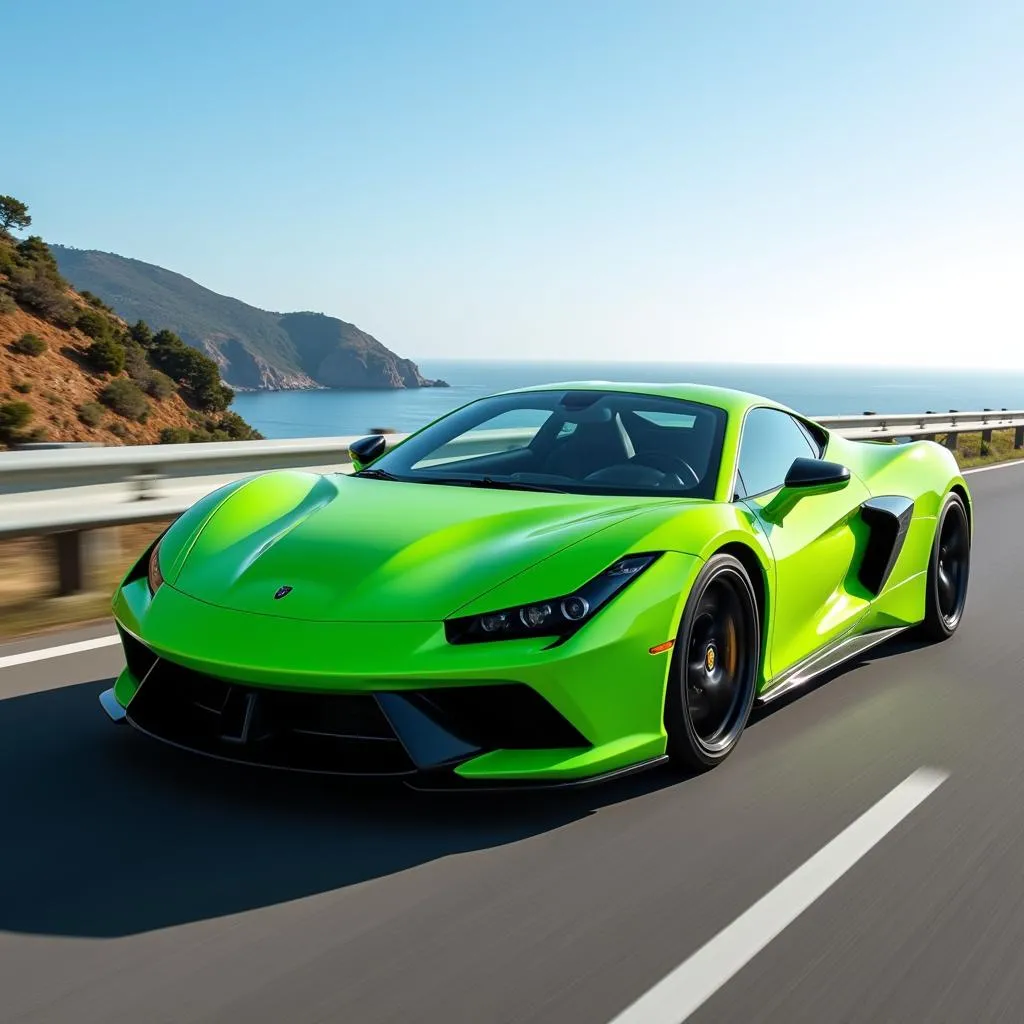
[918,491,970,641]
[665,554,760,772]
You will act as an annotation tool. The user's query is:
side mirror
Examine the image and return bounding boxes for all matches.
[349,434,386,472]
[784,457,850,491]
[762,458,850,522]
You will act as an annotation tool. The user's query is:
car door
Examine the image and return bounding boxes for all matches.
[736,407,871,680]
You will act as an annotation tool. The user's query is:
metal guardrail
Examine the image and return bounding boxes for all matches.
[2,409,1023,594]
[818,409,1024,441]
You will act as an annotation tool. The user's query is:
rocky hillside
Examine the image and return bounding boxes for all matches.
[51,246,449,392]
[0,196,261,449]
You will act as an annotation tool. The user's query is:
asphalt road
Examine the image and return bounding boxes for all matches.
[2,461,1024,1023]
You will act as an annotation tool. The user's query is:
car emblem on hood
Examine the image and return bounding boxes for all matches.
[274,586,293,600]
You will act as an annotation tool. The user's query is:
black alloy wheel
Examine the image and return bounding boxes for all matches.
[665,553,760,771]
[920,492,970,641]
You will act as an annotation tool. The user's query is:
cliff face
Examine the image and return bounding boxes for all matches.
[276,312,441,389]
[203,336,318,390]
[51,247,449,391]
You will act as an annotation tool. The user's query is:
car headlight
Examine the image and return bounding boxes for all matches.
[444,553,660,645]
[147,539,165,594]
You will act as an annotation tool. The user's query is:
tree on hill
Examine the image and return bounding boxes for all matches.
[0,196,31,235]
[86,334,126,375]
[148,328,234,412]
[129,320,153,347]
[3,230,76,326]
[16,235,56,269]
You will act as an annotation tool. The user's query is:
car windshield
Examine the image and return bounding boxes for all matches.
[360,389,728,499]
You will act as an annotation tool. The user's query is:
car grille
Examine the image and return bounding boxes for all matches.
[126,660,416,776]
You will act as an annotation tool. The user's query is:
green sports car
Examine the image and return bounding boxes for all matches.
[100,383,972,787]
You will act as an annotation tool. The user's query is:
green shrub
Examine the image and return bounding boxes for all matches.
[121,339,148,379]
[76,309,113,340]
[170,409,262,442]
[43,390,60,405]
[186,428,222,442]
[100,378,150,421]
[108,421,129,440]
[13,381,32,394]
[79,290,113,312]
[9,264,75,325]
[159,426,192,444]
[0,287,15,314]
[217,410,263,440]
[78,401,105,427]
[86,335,126,375]
[0,400,34,444]
[10,333,47,356]
[15,426,48,444]
[142,369,176,399]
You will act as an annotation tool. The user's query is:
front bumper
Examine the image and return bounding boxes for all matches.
[106,551,702,786]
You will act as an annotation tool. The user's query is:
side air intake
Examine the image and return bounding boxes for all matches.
[858,495,914,594]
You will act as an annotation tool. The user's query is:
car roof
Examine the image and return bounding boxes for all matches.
[499,380,801,420]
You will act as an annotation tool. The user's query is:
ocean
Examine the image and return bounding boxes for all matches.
[230,360,1024,440]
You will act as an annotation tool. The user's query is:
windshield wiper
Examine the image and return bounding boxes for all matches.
[393,474,566,493]
[354,468,400,481]
[470,476,565,493]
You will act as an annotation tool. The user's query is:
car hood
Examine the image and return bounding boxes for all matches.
[167,471,677,622]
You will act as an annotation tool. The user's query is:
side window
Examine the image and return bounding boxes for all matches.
[737,408,816,497]
[796,418,825,457]
[733,470,747,501]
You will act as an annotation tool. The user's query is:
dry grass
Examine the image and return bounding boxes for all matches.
[0,306,204,448]
[945,427,1024,469]
[1,427,1021,642]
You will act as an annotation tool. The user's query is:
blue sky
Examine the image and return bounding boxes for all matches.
[6,1,1023,365]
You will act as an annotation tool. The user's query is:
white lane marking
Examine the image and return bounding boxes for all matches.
[608,766,948,1024]
[0,634,121,670]
[963,459,1024,475]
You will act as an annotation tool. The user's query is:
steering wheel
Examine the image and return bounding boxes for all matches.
[630,451,701,489]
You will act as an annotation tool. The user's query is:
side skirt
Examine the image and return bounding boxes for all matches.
[757,626,909,706]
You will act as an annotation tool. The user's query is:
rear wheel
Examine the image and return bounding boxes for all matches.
[919,491,970,641]
[665,554,760,771]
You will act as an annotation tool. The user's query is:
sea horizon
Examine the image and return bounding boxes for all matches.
[230,359,1024,440]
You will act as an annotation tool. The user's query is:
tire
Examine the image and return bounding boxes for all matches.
[665,553,760,772]
[918,491,970,641]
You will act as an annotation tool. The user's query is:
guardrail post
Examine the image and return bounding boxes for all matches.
[52,528,117,596]
[128,470,161,501]
[1016,425,1024,449]
[944,412,960,453]
[981,410,993,450]
[53,531,88,596]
